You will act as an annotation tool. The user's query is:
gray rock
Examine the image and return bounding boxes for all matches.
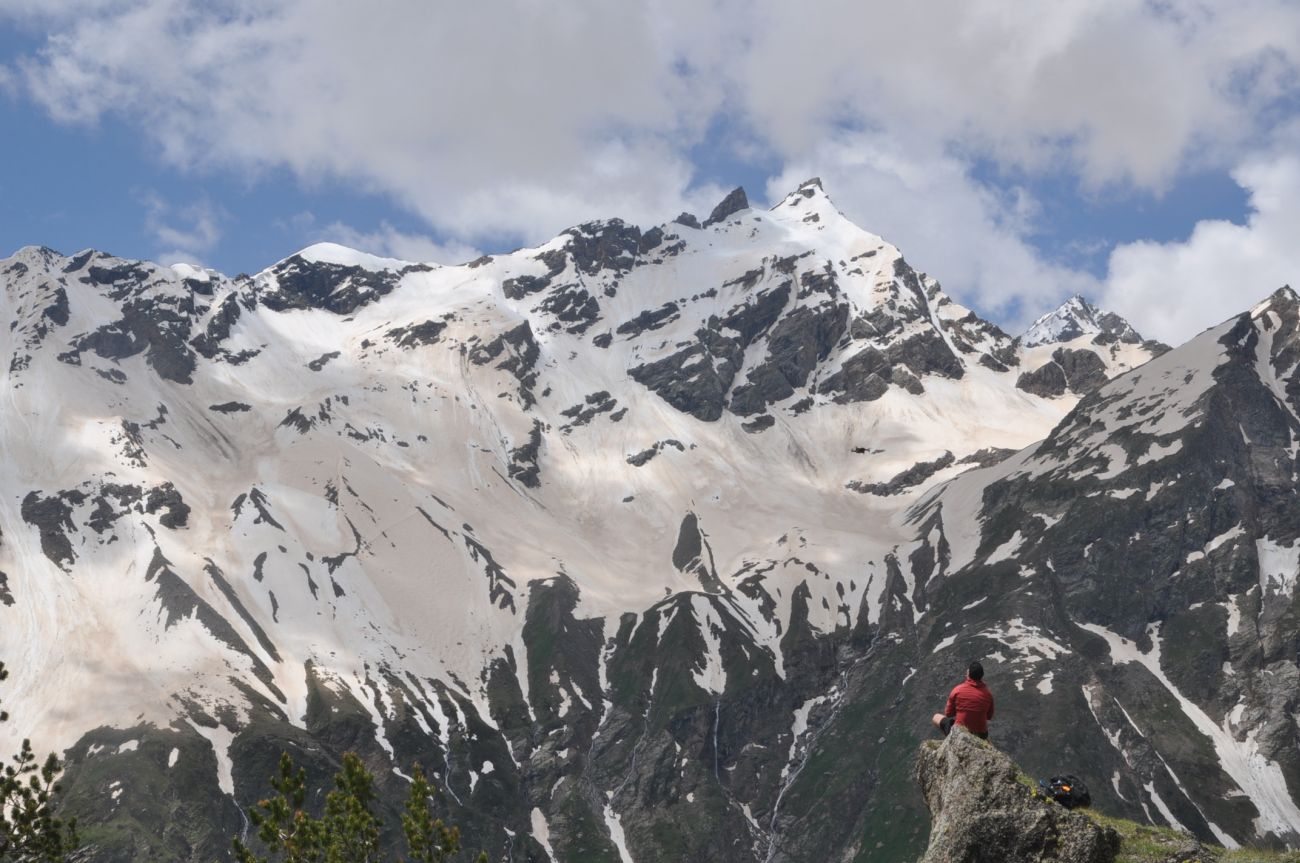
[260,255,403,315]
[563,219,643,276]
[1016,360,1069,397]
[848,451,955,496]
[306,351,340,371]
[467,322,540,408]
[501,249,567,300]
[1052,347,1109,394]
[629,342,736,421]
[955,447,1017,469]
[384,319,447,348]
[703,187,750,227]
[729,300,849,415]
[616,301,680,337]
[1017,347,1114,397]
[916,728,1120,863]
[672,512,723,592]
[536,283,601,334]
[508,420,544,488]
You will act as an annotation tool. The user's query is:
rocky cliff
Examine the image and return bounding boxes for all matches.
[916,727,1119,863]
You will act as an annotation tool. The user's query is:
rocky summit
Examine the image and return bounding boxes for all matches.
[916,728,1119,863]
[0,181,1294,862]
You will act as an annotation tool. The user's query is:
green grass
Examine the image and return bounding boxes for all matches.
[1080,808,1300,863]
[1005,764,1299,863]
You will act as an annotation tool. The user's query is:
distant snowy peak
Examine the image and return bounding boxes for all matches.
[1013,295,1169,399]
[292,242,413,271]
[1020,295,1148,348]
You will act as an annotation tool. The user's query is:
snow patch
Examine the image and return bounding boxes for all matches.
[932,632,960,654]
[1256,537,1299,597]
[689,596,727,696]
[1081,622,1298,842]
[1144,782,1189,832]
[985,530,1025,564]
[293,242,409,270]
[530,808,557,862]
[186,719,237,797]
[603,803,634,863]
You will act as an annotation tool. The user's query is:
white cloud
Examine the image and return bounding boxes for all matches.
[5,0,1300,338]
[8,1,727,244]
[309,220,482,266]
[139,191,222,266]
[738,0,1300,189]
[11,2,1300,224]
[1100,156,1300,344]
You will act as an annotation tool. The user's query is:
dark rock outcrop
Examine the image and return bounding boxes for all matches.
[260,256,403,315]
[848,451,955,496]
[508,420,544,488]
[703,187,750,227]
[1017,347,1109,397]
[916,729,1119,863]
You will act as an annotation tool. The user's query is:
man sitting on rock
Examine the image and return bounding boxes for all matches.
[931,661,994,740]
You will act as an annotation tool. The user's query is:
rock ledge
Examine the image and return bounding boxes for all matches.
[916,727,1119,863]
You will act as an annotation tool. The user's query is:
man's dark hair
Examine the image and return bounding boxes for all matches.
[967,661,984,681]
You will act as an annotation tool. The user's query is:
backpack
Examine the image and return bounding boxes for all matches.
[1037,775,1091,809]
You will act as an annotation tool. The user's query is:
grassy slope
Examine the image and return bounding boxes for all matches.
[1084,810,1300,863]
[1009,768,1300,863]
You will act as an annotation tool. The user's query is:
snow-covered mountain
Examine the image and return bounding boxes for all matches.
[1021,294,1143,347]
[1015,295,1168,398]
[0,181,1295,861]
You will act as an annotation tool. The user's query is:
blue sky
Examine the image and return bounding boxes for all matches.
[3,2,1300,343]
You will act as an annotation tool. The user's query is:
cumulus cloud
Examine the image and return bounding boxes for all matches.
[139,191,222,266]
[8,0,729,244]
[1100,156,1300,344]
[5,0,1300,338]
[308,218,483,266]
[736,1,1300,189]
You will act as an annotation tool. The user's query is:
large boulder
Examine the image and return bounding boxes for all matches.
[915,728,1120,863]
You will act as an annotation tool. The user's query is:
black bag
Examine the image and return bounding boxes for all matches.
[1037,774,1091,809]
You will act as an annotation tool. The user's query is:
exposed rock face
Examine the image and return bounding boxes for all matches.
[704,186,750,226]
[1017,347,1110,397]
[848,451,955,496]
[916,729,1120,863]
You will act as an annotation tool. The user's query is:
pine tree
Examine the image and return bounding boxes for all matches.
[232,752,328,863]
[399,764,485,863]
[0,660,80,862]
[235,752,484,863]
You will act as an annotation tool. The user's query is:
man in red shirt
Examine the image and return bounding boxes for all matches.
[931,661,994,740]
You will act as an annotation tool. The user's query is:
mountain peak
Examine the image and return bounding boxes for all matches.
[702,186,750,227]
[773,176,834,208]
[1251,284,1300,318]
[4,244,66,271]
[291,242,411,271]
[1021,295,1144,348]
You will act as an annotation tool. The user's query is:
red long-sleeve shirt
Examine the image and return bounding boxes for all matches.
[945,679,994,734]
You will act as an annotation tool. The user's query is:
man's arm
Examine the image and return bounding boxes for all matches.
[945,687,958,718]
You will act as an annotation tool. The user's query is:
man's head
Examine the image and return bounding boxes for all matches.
[967,661,984,682]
